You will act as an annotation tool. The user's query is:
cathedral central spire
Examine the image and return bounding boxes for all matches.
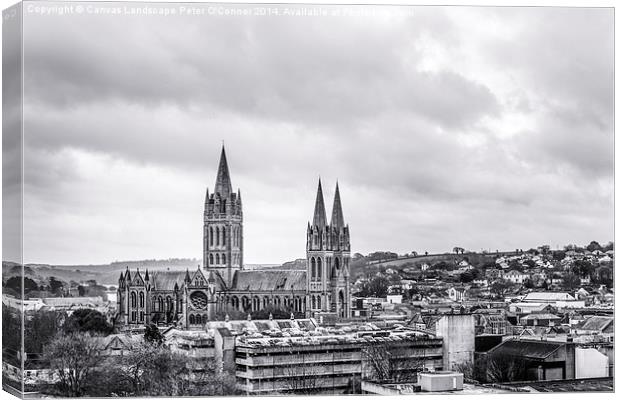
[214,145,233,198]
[312,178,327,228]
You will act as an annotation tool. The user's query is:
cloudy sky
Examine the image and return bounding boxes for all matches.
[12,3,613,265]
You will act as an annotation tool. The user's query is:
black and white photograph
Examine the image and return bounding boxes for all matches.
[1,0,615,397]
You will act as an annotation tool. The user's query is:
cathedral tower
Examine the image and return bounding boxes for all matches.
[204,146,243,287]
[306,179,351,318]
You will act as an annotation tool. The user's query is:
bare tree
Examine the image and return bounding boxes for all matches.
[486,352,528,383]
[362,342,424,383]
[279,357,321,394]
[43,332,103,397]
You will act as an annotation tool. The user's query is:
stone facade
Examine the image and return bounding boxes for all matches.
[117,146,352,328]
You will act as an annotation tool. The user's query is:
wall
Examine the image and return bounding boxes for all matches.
[435,314,475,370]
[575,348,609,379]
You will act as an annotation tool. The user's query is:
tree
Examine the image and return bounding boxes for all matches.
[490,279,514,298]
[25,309,64,354]
[551,251,565,261]
[361,343,422,383]
[144,323,165,346]
[562,273,581,291]
[459,271,474,283]
[43,332,103,397]
[4,276,39,297]
[454,359,488,383]
[357,275,390,297]
[571,260,595,278]
[586,241,603,252]
[281,358,321,393]
[486,352,528,383]
[2,305,22,365]
[48,276,65,294]
[65,309,113,335]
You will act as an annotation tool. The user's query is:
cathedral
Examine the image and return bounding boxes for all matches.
[117,146,351,328]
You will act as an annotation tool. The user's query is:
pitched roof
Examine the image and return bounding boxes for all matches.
[520,313,561,320]
[523,292,575,302]
[490,339,564,360]
[312,179,327,228]
[151,270,187,291]
[231,270,307,292]
[578,316,614,332]
[214,145,233,198]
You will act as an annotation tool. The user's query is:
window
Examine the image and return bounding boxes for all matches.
[317,258,322,279]
[216,254,220,264]
[222,254,226,264]
[189,314,195,324]
[216,227,220,246]
[131,292,137,307]
[131,311,137,322]
[317,296,322,309]
[222,227,226,247]
[311,257,316,280]
[209,253,214,265]
[196,314,202,324]
[209,227,214,246]
[139,311,144,322]
[139,292,144,308]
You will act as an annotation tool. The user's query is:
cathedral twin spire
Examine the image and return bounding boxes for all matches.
[312,178,345,229]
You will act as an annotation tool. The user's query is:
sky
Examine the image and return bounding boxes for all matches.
[7,3,613,265]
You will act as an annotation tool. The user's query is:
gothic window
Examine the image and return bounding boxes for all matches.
[189,314,195,324]
[158,297,164,312]
[317,258,322,279]
[209,253,214,265]
[152,299,156,311]
[222,254,226,264]
[311,296,316,309]
[216,227,220,246]
[139,311,144,322]
[216,254,220,265]
[222,226,226,247]
[311,257,316,280]
[166,296,172,312]
[317,296,322,309]
[190,291,208,310]
[335,257,340,272]
[209,227,214,246]
[131,311,136,322]
[196,314,202,325]
[131,292,137,308]
[139,292,144,308]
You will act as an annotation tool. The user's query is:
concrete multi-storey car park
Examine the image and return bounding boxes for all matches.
[234,330,444,394]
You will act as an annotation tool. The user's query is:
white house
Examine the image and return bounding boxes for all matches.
[503,270,529,284]
[447,286,468,302]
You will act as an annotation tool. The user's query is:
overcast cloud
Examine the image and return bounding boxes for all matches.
[14,3,613,265]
